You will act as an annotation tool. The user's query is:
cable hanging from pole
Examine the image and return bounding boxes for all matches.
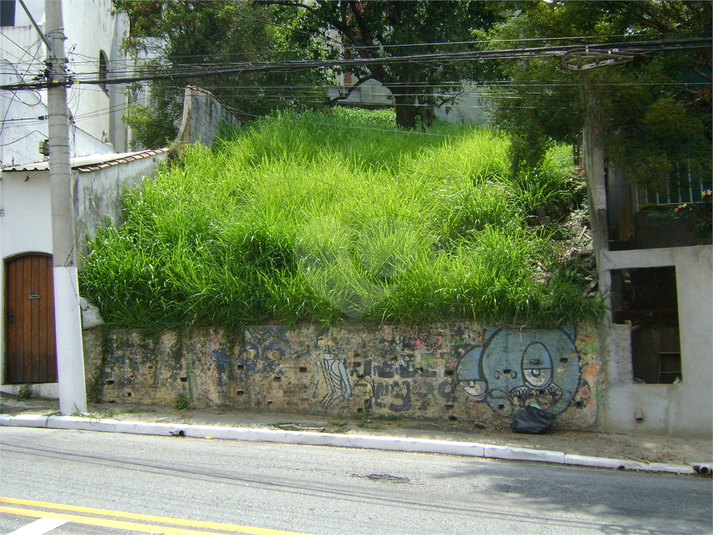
[1,37,710,91]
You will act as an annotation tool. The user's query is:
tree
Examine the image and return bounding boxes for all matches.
[485,1,711,189]
[115,0,329,148]
[275,0,504,129]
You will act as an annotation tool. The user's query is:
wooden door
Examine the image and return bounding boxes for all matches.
[4,253,57,384]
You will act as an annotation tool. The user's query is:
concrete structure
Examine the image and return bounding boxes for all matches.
[583,126,713,438]
[174,86,241,148]
[328,79,489,125]
[0,149,167,397]
[82,322,600,431]
[0,0,130,166]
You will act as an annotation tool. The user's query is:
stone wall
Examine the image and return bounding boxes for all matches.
[83,322,600,429]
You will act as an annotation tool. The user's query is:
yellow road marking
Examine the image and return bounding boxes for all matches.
[1,507,234,535]
[0,497,313,535]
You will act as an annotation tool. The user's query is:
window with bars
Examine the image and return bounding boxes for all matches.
[636,162,711,210]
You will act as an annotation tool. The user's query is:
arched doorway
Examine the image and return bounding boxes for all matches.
[4,253,57,383]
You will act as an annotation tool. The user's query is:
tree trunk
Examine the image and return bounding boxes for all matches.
[394,95,419,129]
[391,85,436,129]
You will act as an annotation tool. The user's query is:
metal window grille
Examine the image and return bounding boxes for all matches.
[636,162,710,211]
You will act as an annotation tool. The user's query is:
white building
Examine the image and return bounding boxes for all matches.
[583,126,713,438]
[0,0,130,167]
[0,149,168,397]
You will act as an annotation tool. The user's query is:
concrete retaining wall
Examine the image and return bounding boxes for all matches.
[174,86,241,148]
[83,322,599,429]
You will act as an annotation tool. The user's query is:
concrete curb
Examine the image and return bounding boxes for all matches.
[0,414,702,476]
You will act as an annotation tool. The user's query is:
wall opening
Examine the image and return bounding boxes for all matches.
[0,0,16,26]
[611,266,681,384]
[99,50,109,94]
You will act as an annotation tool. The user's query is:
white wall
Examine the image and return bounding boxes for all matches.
[62,0,130,150]
[330,79,489,125]
[0,169,53,256]
[174,87,241,148]
[0,168,56,397]
[0,0,130,165]
[598,245,713,438]
[72,152,167,257]
[0,59,115,166]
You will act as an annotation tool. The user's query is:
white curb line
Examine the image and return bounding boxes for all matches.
[0,414,704,475]
[0,414,48,428]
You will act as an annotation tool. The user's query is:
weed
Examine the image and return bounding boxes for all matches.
[80,108,603,329]
[174,393,190,411]
[17,385,31,400]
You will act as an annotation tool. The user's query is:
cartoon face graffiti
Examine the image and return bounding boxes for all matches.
[521,342,553,389]
[458,327,581,416]
[455,347,487,401]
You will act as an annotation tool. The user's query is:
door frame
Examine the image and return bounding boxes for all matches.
[3,252,58,384]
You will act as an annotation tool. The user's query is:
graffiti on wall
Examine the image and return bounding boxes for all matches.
[338,328,453,413]
[203,324,585,418]
[456,327,581,416]
[316,328,352,409]
[92,320,594,425]
[210,348,234,385]
[238,326,290,374]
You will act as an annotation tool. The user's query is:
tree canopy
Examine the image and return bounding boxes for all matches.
[485,1,711,190]
[277,0,504,128]
[114,0,329,148]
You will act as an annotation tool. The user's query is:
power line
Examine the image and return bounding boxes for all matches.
[2,37,709,91]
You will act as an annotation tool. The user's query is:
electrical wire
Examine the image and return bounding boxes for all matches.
[0,129,45,147]
[1,23,708,145]
[0,35,45,139]
[62,31,702,66]
[2,36,709,91]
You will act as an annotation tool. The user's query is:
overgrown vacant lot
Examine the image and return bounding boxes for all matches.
[80,108,602,331]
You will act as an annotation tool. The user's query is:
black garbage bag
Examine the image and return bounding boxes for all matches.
[510,405,556,434]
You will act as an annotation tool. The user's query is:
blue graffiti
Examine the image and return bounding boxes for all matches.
[211,349,231,369]
[456,328,581,416]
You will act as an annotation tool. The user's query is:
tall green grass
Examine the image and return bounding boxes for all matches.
[80,108,603,330]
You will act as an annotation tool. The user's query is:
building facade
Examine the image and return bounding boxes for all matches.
[0,0,130,166]
[583,126,712,438]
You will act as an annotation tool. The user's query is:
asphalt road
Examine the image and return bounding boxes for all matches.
[0,427,710,535]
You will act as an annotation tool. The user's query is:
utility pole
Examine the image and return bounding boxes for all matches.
[44,0,87,414]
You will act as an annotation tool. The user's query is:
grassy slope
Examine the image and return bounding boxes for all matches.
[80,108,602,330]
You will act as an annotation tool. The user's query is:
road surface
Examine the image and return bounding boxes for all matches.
[0,427,710,534]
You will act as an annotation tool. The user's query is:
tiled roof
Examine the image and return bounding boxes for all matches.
[2,148,169,173]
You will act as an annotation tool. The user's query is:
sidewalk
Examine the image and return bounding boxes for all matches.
[1,394,711,476]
